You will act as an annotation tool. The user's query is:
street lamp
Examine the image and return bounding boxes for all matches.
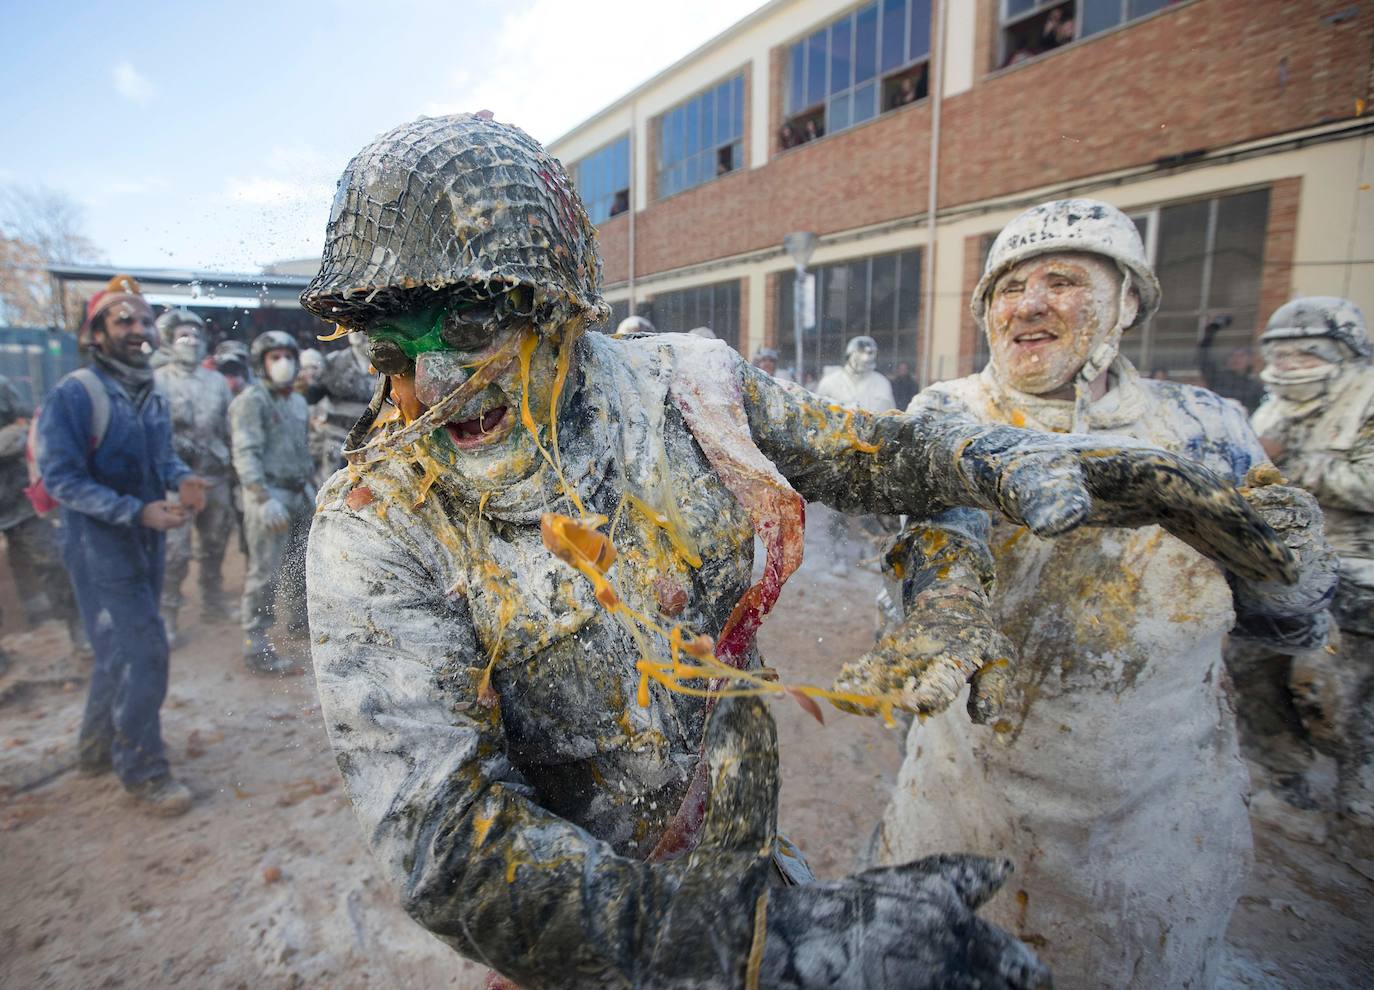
[783,232,816,383]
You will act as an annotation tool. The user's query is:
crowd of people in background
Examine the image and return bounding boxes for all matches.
[0,274,377,815]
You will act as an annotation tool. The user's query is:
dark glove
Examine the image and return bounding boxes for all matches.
[956,428,1299,585]
[1229,471,1338,652]
[760,856,1051,990]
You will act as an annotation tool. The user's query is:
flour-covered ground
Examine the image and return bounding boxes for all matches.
[0,506,1370,988]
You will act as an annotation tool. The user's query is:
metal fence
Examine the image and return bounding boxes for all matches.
[0,328,81,407]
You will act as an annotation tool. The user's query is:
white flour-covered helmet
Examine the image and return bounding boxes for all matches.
[1260,296,1371,360]
[154,308,206,348]
[972,198,1160,337]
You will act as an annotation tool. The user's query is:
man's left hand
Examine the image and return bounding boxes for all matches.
[178,475,209,513]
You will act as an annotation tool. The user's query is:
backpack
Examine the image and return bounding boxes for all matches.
[23,367,111,517]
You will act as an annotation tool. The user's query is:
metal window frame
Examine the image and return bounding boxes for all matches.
[784,0,931,139]
[780,246,923,378]
[575,134,631,225]
[655,71,746,200]
[648,278,743,348]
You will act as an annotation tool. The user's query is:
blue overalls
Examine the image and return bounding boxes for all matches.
[36,365,190,786]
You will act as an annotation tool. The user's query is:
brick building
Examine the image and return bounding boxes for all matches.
[548,0,1374,387]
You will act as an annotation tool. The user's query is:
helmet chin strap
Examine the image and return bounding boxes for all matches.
[1071,266,1134,433]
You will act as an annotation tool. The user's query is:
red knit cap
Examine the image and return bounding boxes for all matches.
[79,274,144,346]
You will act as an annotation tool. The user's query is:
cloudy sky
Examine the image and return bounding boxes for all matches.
[0,0,764,272]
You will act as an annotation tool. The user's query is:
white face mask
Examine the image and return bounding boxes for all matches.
[266,356,298,386]
[1260,363,1338,403]
[847,348,877,375]
[172,337,204,367]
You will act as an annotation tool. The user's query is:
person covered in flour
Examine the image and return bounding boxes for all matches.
[1231,296,1374,826]
[300,119,1301,990]
[815,335,896,412]
[153,308,236,641]
[857,198,1337,989]
[814,336,899,576]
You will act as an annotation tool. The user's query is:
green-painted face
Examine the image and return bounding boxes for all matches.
[358,297,575,494]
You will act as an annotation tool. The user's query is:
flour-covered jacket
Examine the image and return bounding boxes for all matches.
[1252,363,1374,633]
[882,359,1295,990]
[814,366,896,413]
[154,363,234,480]
[228,383,313,493]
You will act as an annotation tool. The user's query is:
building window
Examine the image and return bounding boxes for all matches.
[999,0,1173,68]
[781,0,931,151]
[641,280,742,349]
[656,74,744,200]
[777,248,921,382]
[1137,188,1269,379]
[574,136,630,225]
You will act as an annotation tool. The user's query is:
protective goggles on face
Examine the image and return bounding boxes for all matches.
[361,287,536,376]
[1260,338,1345,369]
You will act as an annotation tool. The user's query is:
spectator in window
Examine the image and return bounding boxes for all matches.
[803,118,823,142]
[1042,6,1075,48]
[888,75,921,111]
[778,123,798,150]
[1200,314,1265,413]
[609,190,629,217]
[889,360,919,410]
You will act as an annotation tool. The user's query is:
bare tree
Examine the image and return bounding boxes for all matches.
[0,184,105,327]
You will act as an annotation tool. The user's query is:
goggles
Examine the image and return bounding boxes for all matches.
[361,290,535,375]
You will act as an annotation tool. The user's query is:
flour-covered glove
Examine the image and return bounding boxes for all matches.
[259,498,290,534]
[761,856,1050,990]
[955,428,1298,585]
[835,584,1013,724]
[1229,465,1338,653]
[835,517,1012,723]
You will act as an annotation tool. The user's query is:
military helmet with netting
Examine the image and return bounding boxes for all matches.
[301,113,609,332]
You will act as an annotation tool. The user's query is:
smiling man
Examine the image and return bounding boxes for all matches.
[873,200,1337,989]
[37,275,207,815]
[300,121,1302,990]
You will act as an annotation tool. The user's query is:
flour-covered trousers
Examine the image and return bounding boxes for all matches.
[161,475,233,612]
[240,485,312,634]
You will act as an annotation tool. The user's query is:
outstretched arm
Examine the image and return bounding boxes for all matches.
[738,358,1297,585]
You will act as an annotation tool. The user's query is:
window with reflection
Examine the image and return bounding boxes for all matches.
[776,248,921,381]
[656,74,745,199]
[641,280,741,349]
[573,136,630,225]
[780,0,931,152]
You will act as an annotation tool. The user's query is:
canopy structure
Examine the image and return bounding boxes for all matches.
[45,262,331,351]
